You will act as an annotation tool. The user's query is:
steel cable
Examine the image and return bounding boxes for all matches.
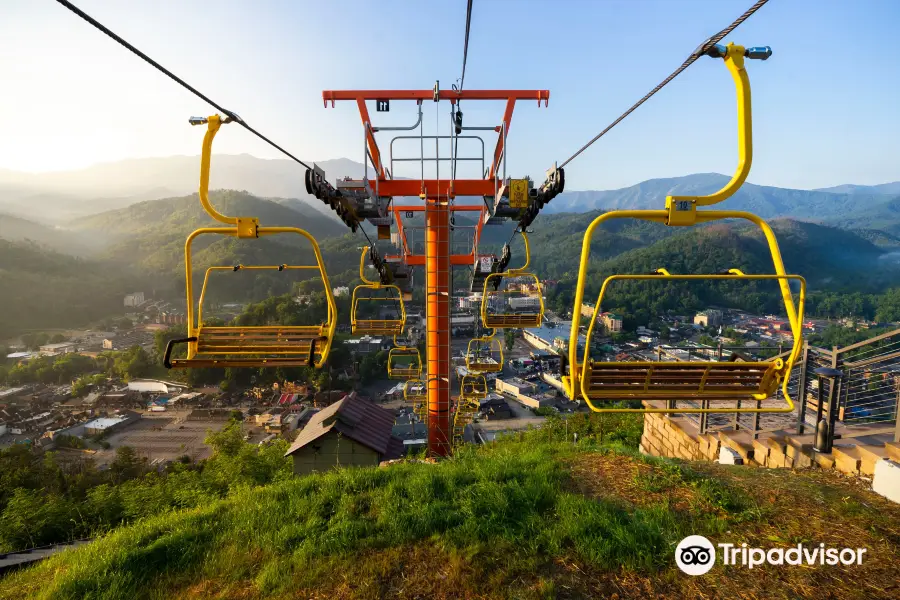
[558,0,771,169]
[55,0,313,170]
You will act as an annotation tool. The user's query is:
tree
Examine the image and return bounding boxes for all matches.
[109,446,144,484]
[504,329,518,352]
[113,346,151,381]
[49,333,67,344]
[698,334,716,347]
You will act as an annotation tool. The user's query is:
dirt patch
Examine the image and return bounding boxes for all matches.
[566,452,701,512]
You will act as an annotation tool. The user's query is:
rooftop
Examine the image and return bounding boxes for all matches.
[284,393,403,459]
[84,416,128,430]
[39,342,76,350]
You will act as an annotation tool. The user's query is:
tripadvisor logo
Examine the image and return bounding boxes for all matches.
[676,536,868,575]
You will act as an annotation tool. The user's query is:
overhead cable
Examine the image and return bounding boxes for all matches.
[55,0,313,171]
[559,0,771,169]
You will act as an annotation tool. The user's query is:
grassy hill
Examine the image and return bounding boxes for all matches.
[0,434,896,600]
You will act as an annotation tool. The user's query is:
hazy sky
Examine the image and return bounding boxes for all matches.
[2,0,899,191]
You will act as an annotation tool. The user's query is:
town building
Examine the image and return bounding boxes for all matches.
[581,303,595,318]
[509,296,542,311]
[333,286,350,297]
[284,393,404,475]
[458,295,481,310]
[83,411,140,437]
[124,292,145,307]
[38,342,78,356]
[694,310,723,328]
[495,377,537,398]
[600,312,623,332]
[344,335,390,354]
[523,321,586,354]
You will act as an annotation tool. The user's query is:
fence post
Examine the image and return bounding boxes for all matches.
[895,386,900,443]
[795,341,810,434]
[814,367,843,453]
[832,346,842,429]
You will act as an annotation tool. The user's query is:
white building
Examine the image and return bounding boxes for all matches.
[458,295,482,310]
[84,416,129,436]
[509,296,542,311]
[38,342,78,356]
[124,292,145,307]
[333,286,350,297]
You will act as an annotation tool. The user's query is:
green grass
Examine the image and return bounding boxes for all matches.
[1,439,898,600]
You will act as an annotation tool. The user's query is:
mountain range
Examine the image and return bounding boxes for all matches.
[2,154,900,339]
[2,155,899,227]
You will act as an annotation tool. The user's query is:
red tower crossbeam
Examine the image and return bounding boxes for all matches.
[323,89,549,456]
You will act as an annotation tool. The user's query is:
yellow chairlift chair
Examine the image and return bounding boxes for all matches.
[481,231,545,329]
[164,115,336,369]
[465,332,504,373]
[388,336,422,380]
[574,269,805,413]
[404,379,428,422]
[453,395,479,446]
[562,42,806,413]
[351,246,406,336]
[460,373,489,402]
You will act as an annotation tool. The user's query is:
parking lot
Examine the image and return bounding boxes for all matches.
[93,411,229,465]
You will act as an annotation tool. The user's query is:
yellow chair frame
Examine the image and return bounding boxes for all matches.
[388,338,422,380]
[460,373,489,402]
[453,396,479,446]
[563,42,802,413]
[404,379,427,402]
[576,269,805,412]
[466,333,504,373]
[351,246,406,336]
[165,115,336,369]
[481,231,545,329]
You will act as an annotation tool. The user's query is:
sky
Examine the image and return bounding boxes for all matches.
[1,0,899,191]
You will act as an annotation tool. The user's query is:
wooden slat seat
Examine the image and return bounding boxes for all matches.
[352,319,404,336]
[583,361,779,400]
[390,366,419,379]
[166,326,328,369]
[483,314,542,328]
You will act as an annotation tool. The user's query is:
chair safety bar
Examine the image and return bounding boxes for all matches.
[168,115,337,369]
[481,231,545,329]
[572,270,805,413]
[466,333,503,373]
[351,246,406,335]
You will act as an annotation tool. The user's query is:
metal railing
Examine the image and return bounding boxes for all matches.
[672,327,900,445]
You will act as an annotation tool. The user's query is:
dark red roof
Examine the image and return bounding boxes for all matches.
[284,393,403,459]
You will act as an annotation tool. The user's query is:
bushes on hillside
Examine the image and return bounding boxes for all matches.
[0,421,290,552]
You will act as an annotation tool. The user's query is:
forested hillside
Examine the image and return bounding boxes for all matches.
[0,239,139,338]
[542,219,900,325]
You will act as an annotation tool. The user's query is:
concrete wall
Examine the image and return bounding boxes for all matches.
[291,431,381,476]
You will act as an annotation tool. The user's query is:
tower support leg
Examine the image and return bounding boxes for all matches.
[426,196,451,456]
